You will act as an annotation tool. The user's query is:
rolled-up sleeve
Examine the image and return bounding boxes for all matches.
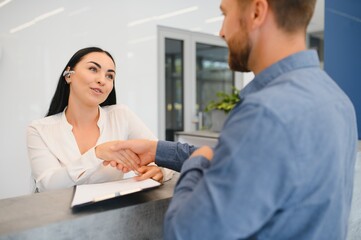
[155,141,197,172]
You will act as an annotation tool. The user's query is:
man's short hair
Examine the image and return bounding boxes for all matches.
[267,0,317,32]
[238,0,317,33]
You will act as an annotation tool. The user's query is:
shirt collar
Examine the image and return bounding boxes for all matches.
[239,50,320,100]
[61,105,106,130]
[97,106,106,130]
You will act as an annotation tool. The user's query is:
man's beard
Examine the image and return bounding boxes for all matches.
[227,28,252,72]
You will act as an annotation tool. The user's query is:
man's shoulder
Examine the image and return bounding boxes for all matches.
[243,68,347,123]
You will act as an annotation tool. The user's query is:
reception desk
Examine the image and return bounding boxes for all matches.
[0,174,178,240]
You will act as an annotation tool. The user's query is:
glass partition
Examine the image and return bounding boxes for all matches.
[196,43,234,129]
[165,38,184,141]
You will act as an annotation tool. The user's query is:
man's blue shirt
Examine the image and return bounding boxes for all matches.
[156,50,358,239]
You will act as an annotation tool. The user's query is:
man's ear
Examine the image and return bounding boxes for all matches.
[249,0,268,30]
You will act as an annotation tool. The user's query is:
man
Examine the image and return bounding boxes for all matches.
[97,0,358,238]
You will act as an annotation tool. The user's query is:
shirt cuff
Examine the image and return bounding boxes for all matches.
[67,147,103,184]
[155,141,182,171]
[156,140,177,163]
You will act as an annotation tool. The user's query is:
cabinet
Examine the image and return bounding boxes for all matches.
[174,131,219,147]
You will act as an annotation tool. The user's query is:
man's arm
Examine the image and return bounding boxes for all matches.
[155,141,197,172]
[163,104,296,239]
[97,139,197,172]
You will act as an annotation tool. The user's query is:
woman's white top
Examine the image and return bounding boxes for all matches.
[27,104,173,192]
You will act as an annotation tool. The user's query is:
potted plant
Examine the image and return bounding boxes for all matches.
[205,88,240,132]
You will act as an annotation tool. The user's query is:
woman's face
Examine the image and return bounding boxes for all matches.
[67,52,115,108]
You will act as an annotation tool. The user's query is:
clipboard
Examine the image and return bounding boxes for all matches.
[71,178,161,208]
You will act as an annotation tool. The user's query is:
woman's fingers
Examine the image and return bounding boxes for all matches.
[134,166,163,183]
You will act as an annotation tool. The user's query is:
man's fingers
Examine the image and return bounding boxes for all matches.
[124,149,141,165]
[104,152,139,172]
[117,150,139,171]
[108,151,135,171]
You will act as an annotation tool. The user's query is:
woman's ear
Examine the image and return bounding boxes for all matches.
[63,67,73,84]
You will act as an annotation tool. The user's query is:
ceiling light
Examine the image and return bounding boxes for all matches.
[128,35,156,45]
[128,6,198,27]
[10,21,36,34]
[156,6,198,20]
[128,17,156,27]
[68,7,90,17]
[0,0,12,8]
[10,7,64,34]
[205,16,223,23]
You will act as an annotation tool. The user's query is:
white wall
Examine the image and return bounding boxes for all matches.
[0,0,324,199]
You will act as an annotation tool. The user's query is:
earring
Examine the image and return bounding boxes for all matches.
[63,70,75,78]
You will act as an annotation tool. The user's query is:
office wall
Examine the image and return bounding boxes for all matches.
[0,0,325,199]
[324,0,361,139]
[0,0,224,199]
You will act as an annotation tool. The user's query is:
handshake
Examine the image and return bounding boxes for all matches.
[94,139,161,182]
[94,139,214,183]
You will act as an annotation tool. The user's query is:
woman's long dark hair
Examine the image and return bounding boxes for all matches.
[46,47,117,117]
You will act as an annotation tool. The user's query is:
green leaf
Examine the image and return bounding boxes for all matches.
[204,87,240,114]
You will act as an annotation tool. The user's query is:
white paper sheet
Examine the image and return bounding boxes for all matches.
[71,178,161,208]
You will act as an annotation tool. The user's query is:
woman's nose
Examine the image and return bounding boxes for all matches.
[96,75,106,85]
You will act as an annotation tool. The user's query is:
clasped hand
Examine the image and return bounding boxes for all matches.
[95,140,161,182]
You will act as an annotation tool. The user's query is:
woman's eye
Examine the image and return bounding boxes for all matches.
[89,66,97,72]
[106,74,114,80]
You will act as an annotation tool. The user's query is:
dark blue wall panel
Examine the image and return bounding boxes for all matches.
[324,0,361,139]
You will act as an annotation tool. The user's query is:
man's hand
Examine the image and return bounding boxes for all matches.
[95,141,141,172]
[190,146,214,161]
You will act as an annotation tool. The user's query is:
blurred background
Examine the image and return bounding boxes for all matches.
[0,0,325,199]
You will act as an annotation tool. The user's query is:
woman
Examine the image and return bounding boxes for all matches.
[27,47,173,192]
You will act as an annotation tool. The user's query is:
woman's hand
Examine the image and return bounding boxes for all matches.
[134,165,163,183]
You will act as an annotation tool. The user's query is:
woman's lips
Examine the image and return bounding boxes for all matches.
[91,87,103,94]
